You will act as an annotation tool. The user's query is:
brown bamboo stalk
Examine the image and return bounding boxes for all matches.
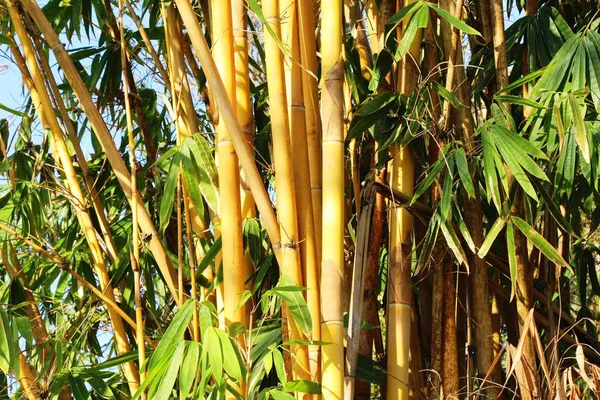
[7,4,140,392]
[437,0,499,396]
[21,0,182,306]
[18,353,42,400]
[297,0,322,264]
[441,252,459,398]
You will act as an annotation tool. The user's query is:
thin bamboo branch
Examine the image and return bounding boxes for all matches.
[344,185,375,399]
[21,0,182,306]
[7,3,140,391]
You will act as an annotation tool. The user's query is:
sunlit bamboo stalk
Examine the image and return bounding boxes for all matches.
[320,0,345,398]
[232,0,257,301]
[7,3,140,392]
[210,0,247,337]
[21,0,182,306]
[280,0,322,382]
[262,0,312,386]
[297,0,322,263]
[387,0,420,397]
[173,0,283,268]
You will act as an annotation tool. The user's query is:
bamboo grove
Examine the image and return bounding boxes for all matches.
[1,0,600,398]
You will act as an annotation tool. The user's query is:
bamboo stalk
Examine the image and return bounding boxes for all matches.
[173,0,283,269]
[320,0,345,398]
[297,0,322,263]
[18,353,41,400]
[21,0,183,306]
[231,0,257,305]
[210,0,247,333]
[118,0,147,392]
[262,0,311,385]
[280,0,321,381]
[7,4,140,392]
[387,0,420,397]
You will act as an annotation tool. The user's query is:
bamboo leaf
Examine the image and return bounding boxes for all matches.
[477,217,507,259]
[427,2,481,36]
[159,153,181,232]
[283,380,322,394]
[494,95,545,109]
[355,93,398,116]
[568,95,590,163]
[454,148,475,198]
[180,342,200,398]
[153,342,185,399]
[481,129,501,209]
[440,219,469,271]
[506,222,518,301]
[215,328,245,380]
[394,6,429,61]
[511,217,569,268]
[0,308,10,373]
[432,81,466,109]
[266,276,312,337]
[411,157,445,203]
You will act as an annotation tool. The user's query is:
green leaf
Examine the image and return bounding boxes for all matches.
[180,342,200,398]
[454,148,475,198]
[159,153,181,232]
[493,131,539,201]
[427,2,481,36]
[494,95,545,109]
[0,308,10,373]
[214,328,245,380]
[148,299,195,371]
[511,217,569,268]
[266,276,312,337]
[568,95,590,163]
[283,380,322,394]
[411,157,445,203]
[477,216,507,258]
[153,341,185,399]
[432,81,466,109]
[204,327,224,383]
[0,103,28,118]
[506,222,518,301]
[0,34,16,46]
[270,390,296,400]
[440,219,469,270]
[185,136,220,214]
[394,6,429,61]
[481,129,501,209]
[354,93,398,116]
[272,349,287,384]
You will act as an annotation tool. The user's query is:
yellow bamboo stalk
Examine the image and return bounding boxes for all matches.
[18,353,41,400]
[387,0,420,397]
[297,0,322,263]
[365,0,380,55]
[231,0,257,298]
[21,0,182,306]
[210,0,247,333]
[173,0,283,267]
[263,0,312,385]
[118,0,147,391]
[280,0,321,381]
[320,0,345,398]
[7,4,140,392]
